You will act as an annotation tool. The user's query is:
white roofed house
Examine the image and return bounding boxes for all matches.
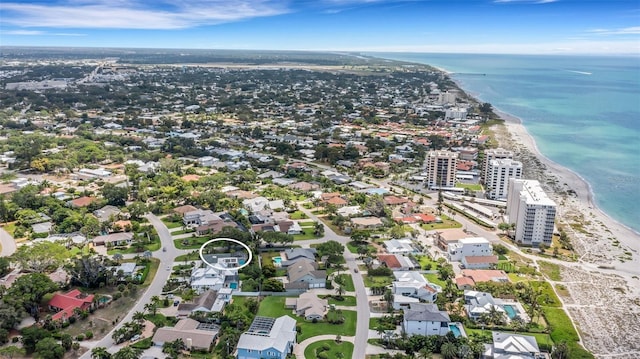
[190,265,238,294]
[384,239,418,255]
[243,196,270,213]
[392,271,441,310]
[483,331,542,359]
[236,316,297,359]
[152,318,219,352]
[92,232,133,247]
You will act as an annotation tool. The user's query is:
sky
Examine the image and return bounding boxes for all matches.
[0,0,639,55]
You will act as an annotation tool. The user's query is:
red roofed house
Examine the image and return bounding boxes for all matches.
[416,213,437,223]
[67,196,98,208]
[325,196,348,208]
[48,289,95,322]
[383,196,409,206]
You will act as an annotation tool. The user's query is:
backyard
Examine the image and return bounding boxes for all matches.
[304,340,354,359]
[256,296,357,341]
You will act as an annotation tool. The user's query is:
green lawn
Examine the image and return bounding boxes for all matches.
[174,251,201,262]
[334,274,355,291]
[423,273,446,287]
[161,219,183,229]
[257,297,356,342]
[304,340,353,359]
[368,317,396,331]
[542,307,594,358]
[421,217,463,231]
[174,237,212,249]
[293,229,321,241]
[538,261,562,281]
[455,182,484,191]
[170,229,195,235]
[465,328,553,350]
[415,255,439,270]
[290,211,309,220]
[107,240,161,255]
[2,222,17,237]
[325,295,357,307]
[346,241,376,255]
[530,281,562,307]
[363,275,393,288]
[299,221,316,227]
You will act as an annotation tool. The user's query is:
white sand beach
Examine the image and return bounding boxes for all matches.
[493,110,640,358]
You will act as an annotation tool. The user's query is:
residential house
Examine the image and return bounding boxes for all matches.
[67,196,98,208]
[285,292,328,321]
[93,205,121,222]
[243,197,270,213]
[448,237,493,261]
[236,316,297,359]
[384,239,418,255]
[351,217,383,230]
[280,248,316,267]
[92,232,134,247]
[377,254,418,271]
[402,303,451,336]
[392,271,441,310]
[153,318,219,352]
[288,181,320,192]
[177,289,229,317]
[435,228,470,250]
[483,332,543,359]
[286,259,326,289]
[48,289,95,322]
[173,205,199,216]
[455,270,510,289]
[464,290,529,323]
[275,221,302,235]
[383,195,409,206]
[190,266,238,294]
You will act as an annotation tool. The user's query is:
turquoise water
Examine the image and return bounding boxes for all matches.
[372,53,640,233]
[230,282,238,289]
[503,304,517,319]
[449,324,462,337]
[273,256,282,264]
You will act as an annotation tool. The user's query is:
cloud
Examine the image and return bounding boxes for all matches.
[587,26,640,35]
[2,30,46,35]
[1,29,87,36]
[0,0,289,29]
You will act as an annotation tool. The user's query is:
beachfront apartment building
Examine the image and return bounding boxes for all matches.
[507,179,556,247]
[486,159,523,200]
[425,150,458,189]
[483,148,514,181]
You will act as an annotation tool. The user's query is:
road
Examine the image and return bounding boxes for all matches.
[297,207,369,359]
[80,213,188,357]
[0,226,17,257]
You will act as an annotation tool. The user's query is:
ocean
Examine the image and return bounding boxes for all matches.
[372,53,640,233]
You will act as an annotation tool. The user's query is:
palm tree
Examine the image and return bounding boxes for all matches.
[112,347,142,359]
[488,305,505,326]
[416,348,434,359]
[335,285,345,299]
[132,311,145,324]
[112,253,123,263]
[144,302,158,315]
[91,347,112,359]
[441,342,458,359]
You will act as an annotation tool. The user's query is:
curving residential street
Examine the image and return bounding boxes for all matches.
[297,207,370,359]
[79,213,188,357]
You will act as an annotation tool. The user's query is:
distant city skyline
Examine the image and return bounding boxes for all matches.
[1,0,639,55]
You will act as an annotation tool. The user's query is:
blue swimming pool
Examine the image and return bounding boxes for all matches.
[503,305,517,319]
[229,283,238,289]
[449,324,462,338]
[273,256,282,265]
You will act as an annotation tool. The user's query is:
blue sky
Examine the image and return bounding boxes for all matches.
[1,0,639,54]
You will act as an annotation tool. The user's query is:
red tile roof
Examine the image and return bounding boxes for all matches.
[69,196,97,208]
[377,254,401,269]
[49,289,94,321]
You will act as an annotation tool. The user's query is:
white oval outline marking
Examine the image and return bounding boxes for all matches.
[198,237,253,271]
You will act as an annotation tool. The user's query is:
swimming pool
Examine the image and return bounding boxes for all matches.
[449,324,462,338]
[503,304,517,319]
[229,283,238,289]
[273,256,282,265]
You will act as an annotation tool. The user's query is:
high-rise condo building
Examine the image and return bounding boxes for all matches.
[486,159,523,200]
[483,148,514,181]
[507,179,556,247]
[425,151,458,189]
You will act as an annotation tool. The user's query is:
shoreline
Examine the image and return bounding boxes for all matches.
[491,108,640,274]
